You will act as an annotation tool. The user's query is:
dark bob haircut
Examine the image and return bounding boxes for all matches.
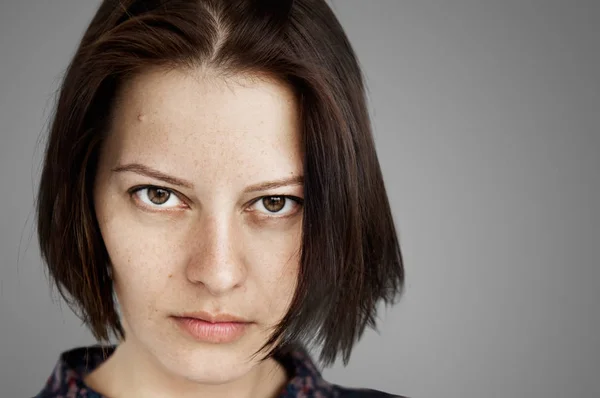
[37,0,404,366]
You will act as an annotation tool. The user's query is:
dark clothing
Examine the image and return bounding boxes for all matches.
[35,345,405,397]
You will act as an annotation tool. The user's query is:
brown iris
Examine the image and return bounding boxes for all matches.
[147,187,171,205]
[262,196,285,212]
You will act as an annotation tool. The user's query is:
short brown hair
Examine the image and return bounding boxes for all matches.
[37,0,404,366]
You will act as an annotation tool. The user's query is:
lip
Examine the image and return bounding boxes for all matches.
[178,311,249,323]
[171,312,251,343]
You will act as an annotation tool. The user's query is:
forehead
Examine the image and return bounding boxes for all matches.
[105,67,302,185]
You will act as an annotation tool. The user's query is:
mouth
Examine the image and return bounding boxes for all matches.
[171,311,252,343]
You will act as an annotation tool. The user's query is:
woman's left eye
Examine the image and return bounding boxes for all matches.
[250,196,303,217]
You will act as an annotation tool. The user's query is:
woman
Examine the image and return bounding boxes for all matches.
[35,0,406,397]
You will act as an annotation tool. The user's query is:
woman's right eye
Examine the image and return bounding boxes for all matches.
[130,186,186,210]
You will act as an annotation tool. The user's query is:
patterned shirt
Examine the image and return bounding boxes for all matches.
[35,345,404,397]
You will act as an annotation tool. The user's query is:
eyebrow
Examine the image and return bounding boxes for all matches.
[112,163,194,188]
[112,163,304,193]
[244,175,304,193]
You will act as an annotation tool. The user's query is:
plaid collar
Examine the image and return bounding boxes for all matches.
[35,344,399,397]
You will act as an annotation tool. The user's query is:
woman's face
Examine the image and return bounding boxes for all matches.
[93,67,302,384]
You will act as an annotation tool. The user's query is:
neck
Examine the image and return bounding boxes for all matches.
[84,340,289,398]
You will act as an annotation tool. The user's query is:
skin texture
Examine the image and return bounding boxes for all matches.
[86,66,303,398]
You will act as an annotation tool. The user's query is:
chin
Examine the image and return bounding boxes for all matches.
[150,337,262,384]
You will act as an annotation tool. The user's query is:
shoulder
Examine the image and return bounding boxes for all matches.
[34,345,114,398]
[276,345,407,398]
[332,384,408,397]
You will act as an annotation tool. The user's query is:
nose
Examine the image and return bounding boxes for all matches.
[185,213,247,296]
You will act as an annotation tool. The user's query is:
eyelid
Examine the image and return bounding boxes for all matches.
[248,195,304,218]
[128,185,188,210]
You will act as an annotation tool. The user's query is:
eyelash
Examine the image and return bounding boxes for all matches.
[127,185,304,218]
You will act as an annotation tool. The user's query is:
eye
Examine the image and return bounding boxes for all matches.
[131,186,185,209]
[250,196,303,217]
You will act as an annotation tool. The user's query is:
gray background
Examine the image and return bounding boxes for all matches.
[1,1,598,397]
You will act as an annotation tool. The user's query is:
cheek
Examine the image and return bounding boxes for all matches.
[97,208,186,312]
[248,223,302,315]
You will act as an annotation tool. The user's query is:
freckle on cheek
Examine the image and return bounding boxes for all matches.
[168,274,173,278]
